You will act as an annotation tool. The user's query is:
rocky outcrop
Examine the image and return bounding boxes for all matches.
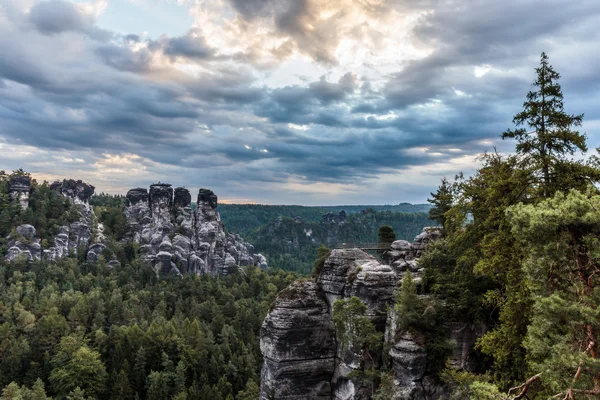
[448,323,487,371]
[50,179,95,204]
[5,224,41,262]
[9,176,31,209]
[5,179,98,263]
[260,248,398,400]
[260,281,336,400]
[43,180,95,261]
[260,227,479,400]
[322,211,347,224]
[383,227,443,280]
[125,184,266,277]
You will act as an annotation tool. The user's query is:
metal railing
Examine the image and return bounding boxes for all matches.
[332,242,392,250]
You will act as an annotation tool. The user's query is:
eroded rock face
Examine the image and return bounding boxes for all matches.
[125,184,266,277]
[9,176,31,209]
[5,179,98,263]
[449,323,487,371]
[261,249,399,400]
[260,227,479,400]
[260,281,336,400]
[5,224,41,262]
[50,179,95,204]
[44,180,95,261]
[383,226,443,280]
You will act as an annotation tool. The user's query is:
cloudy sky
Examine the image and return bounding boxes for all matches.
[1,0,600,205]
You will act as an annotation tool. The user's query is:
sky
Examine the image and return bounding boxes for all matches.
[1,0,600,205]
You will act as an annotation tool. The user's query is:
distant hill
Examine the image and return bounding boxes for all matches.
[216,204,433,274]
[216,203,432,237]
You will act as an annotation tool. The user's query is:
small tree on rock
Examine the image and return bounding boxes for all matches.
[428,177,453,229]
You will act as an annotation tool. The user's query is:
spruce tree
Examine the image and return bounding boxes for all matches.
[427,177,453,228]
[501,52,589,196]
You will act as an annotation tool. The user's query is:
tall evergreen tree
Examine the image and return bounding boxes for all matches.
[501,52,593,196]
[427,177,453,229]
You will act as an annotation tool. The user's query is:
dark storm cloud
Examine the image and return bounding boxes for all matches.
[227,0,278,19]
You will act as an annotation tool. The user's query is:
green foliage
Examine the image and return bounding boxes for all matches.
[428,177,453,228]
[0,254,295,399]
[218,203,432,238]
[311,245,330,277]
[507,189,600,398]
[235,379,259,400]
[441,367,497,400]
[332,296,383,396]
[0,379,51,400]
[250,211,430,274]
[89,194,125,208]
[0,172,80,253]
[395,272,453,374]
[501,52,598,197]
[49,336,107,398]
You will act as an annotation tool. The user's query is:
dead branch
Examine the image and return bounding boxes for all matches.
[508,374,542,399]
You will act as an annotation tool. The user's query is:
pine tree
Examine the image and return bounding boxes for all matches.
[501,52,591,196]
[507,189,600,398]
[427,177,453,229]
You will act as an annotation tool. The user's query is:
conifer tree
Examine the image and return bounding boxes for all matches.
[427,177,453,229]
[507,189,600,398]
[501,52,592,196]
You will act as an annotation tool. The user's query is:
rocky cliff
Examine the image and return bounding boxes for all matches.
[5,179,99,263]
[125,184,267,276]
[4,176,266,276]
[259,227,481,400]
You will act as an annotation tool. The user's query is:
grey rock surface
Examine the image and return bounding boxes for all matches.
[9,176,31,209]
[5,179,99,263]
[259,227,477,400]
[124,184,265,276]
[260,281,336,400]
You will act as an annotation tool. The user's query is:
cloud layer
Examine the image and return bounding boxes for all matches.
[1,0,599,204]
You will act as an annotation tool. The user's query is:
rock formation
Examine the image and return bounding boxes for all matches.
[8,175,31,209]
[260,281,336,399]
[5,179,98,263]
[383,226,443,280]
[322,210,347,224]
[125,184,266,276]
[4,176,263,275]
[260,227,479,400]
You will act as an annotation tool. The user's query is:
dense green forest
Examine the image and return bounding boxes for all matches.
[399,53,600,399]
[246,210,431,274]
[217,203,431,237]
[0,256,295,399]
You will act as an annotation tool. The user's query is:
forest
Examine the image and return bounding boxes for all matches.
[0,256,295,399]
[217,203,431,238]
[246,210,430,274]
[404,53,600,399]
